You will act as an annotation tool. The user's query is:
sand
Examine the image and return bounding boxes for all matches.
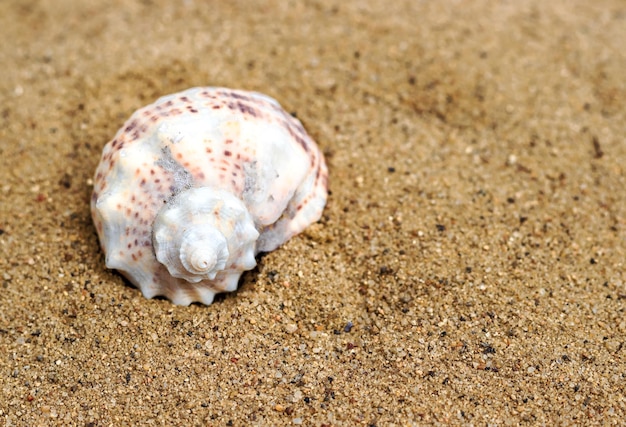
[1,0,624,425]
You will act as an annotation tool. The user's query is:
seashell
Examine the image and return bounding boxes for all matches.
[91,87,328,305]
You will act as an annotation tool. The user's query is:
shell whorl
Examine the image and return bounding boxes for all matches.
[153,187,259,284]
[177,227,228,281]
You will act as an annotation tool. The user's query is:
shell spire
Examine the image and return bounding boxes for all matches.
[91,87,328,305]
[152,188,259,284]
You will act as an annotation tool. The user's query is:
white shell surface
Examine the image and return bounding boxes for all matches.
[152,187,259,284]
[91,87,328,305]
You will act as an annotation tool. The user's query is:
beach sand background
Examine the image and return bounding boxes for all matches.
[1,0,624,425]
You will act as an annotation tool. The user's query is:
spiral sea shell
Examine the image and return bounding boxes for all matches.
[91,87,328,305]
